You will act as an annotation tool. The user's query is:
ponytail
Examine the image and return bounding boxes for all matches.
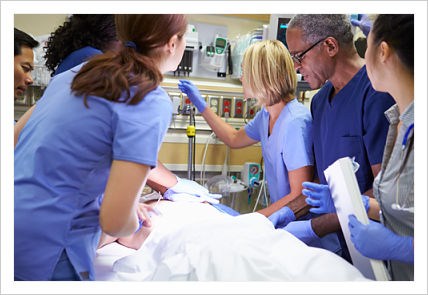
[71,45,162,107]
[70,14,187,107]
[372,14,414,74]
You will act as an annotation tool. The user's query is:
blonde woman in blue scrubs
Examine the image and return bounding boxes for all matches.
[178,40,313,225]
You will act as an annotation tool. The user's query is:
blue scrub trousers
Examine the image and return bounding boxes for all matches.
[51,250,80,281]
[15,250,79,281]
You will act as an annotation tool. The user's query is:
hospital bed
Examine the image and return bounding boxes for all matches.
[94,200,369,281]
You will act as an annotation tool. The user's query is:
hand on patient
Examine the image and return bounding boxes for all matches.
[268,206,296,228]
[282,220,319,244]
[98,203,160,250]
[177,80,207,113]
[303,182,336,214]
[163,176,221,204]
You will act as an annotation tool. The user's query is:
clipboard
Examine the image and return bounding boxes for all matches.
[324,157,390,281]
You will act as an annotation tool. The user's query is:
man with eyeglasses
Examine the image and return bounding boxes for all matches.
[270,15,395,262]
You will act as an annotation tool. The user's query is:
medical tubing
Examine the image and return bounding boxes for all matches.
[221,145,229,176]
[252,160,265,212]
[201,132,215,185]
[253,180,264,212]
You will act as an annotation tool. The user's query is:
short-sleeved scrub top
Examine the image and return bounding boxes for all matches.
[311,66,395,193]
[54,46,102,76]
[245,98,314,204]
[244,100,341,253]
[14,63,173,281]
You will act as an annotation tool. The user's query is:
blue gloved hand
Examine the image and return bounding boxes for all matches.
[303,182,336,214]
[268,206,296,228]
[348,215,414,264]
[361,195,370,212]
[350,14,372,37]
[177,80,207,113]
[282,219,319,244]
[163,176,221,204]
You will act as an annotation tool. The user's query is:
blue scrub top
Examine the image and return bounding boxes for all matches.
[14,63,173,281]
[311,66,395,193]
[54,46,102,76]
[245,99,314,203]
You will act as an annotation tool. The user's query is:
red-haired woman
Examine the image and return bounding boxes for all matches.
[14,14,187,281]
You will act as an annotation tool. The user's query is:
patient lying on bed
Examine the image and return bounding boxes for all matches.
[96,197,368,281]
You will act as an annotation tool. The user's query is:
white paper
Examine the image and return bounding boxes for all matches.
[324,157,390,281]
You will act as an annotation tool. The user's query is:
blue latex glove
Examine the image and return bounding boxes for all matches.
[163,176,221,204]
[350,14,372,37]
[267,206,296,228]
[134,218,145,233]
[177,80,207,113]
[361,195,370,212]
[303,182,336,214]
[348,215,414,264]
[282,220,319,244]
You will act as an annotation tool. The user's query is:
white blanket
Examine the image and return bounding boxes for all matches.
[105,201,368,281]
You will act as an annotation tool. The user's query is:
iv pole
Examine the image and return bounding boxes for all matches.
[186,106,196,180]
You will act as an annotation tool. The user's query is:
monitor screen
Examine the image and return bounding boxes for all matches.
[276,17,291,48]
[216,38,226,48]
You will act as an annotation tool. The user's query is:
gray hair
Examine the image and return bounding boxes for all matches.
[288,14,354,47]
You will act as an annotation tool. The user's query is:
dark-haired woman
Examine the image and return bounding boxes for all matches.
[14,14,187,281]
[44,14,120,77]
[348,14,414,281]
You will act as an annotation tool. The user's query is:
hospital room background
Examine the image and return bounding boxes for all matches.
[14,13,367,214]
[11,10,426,288]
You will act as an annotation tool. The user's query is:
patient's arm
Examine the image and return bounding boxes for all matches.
[281,194,341,237]
[97,200,163,250]
[146,160,177,195]
[311,213,341,237]
[98,232,118,249]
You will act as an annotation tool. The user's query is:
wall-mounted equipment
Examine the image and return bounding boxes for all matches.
[200,34,229,77]
[233,97,244,118]
[168,22,230,80]
[268,14,294,48]
[174,24,199,77]
[208,95,220,115]
[221,96,232,117]
[241,162,261,188]
[246,98,258,120]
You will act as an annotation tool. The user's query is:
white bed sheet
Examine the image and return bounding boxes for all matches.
[94,242,136,281]
[94,201,370,281]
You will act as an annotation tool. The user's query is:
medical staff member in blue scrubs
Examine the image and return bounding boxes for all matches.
[306,14,415,281]
[279,14,395,259]
[15,14,219,205]
[44,14,121,77]
[14,15,119,145]
[178,40,315,222]
[14,14,188,281]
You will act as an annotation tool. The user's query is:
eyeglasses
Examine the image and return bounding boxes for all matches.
[291,38,326,64]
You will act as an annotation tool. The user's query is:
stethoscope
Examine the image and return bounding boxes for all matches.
[391,123,414,213]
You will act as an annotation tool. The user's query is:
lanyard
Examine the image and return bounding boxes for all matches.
[401,123,414,150]
[392,123,414,212]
